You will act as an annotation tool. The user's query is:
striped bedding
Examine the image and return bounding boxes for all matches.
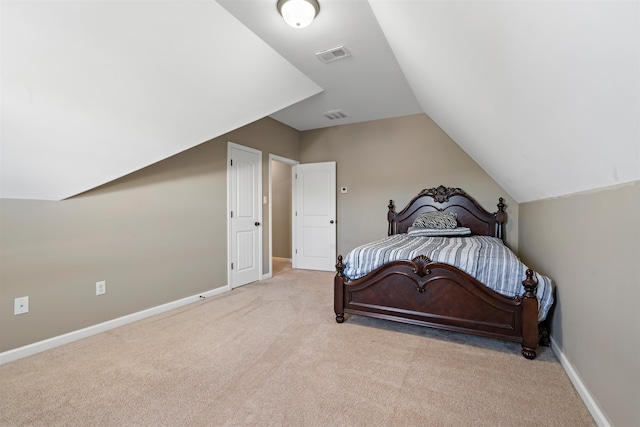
[342,234,554,321]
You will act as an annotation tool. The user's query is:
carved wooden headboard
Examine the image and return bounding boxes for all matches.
[387,185,506,241]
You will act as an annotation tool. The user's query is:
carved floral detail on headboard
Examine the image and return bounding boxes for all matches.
[418,185,467,203]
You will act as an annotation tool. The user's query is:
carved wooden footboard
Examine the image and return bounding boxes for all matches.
[334,255,540,359]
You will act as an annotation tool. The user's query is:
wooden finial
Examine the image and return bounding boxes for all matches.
[335,255,345,277]
[522,269,538,297]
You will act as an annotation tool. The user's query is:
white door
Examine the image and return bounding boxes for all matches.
[293,162,336,271]
[228,143,262,288]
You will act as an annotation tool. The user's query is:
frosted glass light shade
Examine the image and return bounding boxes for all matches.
[277,0,320,29]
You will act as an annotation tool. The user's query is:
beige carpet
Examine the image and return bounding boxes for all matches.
[0,262,594,426]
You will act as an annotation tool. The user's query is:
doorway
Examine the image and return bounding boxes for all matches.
[269,154,297,277]
[268,157,337,276]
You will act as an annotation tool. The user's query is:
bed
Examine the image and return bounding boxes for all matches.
[334,185,554,359]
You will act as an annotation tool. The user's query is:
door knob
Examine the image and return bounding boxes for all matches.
[330,220,335,224]
[255,222,261,226]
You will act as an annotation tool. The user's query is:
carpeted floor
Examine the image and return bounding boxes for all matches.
[0,262,594,426]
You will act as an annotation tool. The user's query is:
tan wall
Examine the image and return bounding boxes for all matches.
[518,181,640,427]
[271,160,292,259]
[0,117,299,352]
[300,114,518,256]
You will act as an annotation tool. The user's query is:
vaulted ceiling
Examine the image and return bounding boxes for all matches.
[2,1,638,202]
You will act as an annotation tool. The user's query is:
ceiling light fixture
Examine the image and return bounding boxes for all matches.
[277,0,320,29]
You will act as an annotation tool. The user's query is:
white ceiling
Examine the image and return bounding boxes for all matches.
[1,0,638,202]
[368,0,639,202]
[217,0,423,131]
[1,0,321,200]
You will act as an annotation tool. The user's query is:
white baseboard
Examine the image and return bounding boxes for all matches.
[550,335,611,427]
[0,285,230,366]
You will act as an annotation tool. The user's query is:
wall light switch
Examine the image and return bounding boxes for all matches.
[14,296,29,315]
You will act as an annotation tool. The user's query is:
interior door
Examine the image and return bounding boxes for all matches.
[293,162,336,271]
[228,143,262,288]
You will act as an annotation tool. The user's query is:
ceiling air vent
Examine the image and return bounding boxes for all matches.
[323,109,348,120]
[316,46,351,63]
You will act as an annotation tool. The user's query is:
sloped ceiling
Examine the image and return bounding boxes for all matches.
[1,0,322,200]
[216,0,424,131]
[2,1,638,203]
[369,0,639,202]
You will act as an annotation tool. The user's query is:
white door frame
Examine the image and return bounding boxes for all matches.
[227,141,262,290]
[267,154,298,279]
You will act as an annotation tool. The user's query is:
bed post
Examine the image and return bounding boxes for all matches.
[388,200,396,236]
[334,255,346,323]
[521,269,539,359]
[495,197,506,241]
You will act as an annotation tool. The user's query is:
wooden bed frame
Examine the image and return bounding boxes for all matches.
[334,185,542,359]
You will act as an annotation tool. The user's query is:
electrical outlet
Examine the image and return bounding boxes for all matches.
[96,281,106,295]
[14,296,29,315]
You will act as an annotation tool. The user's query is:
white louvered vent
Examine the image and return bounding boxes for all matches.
[323,109,348,120]
[316,46,351,63]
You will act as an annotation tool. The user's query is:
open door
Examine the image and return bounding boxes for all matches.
[292,162,336,271]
